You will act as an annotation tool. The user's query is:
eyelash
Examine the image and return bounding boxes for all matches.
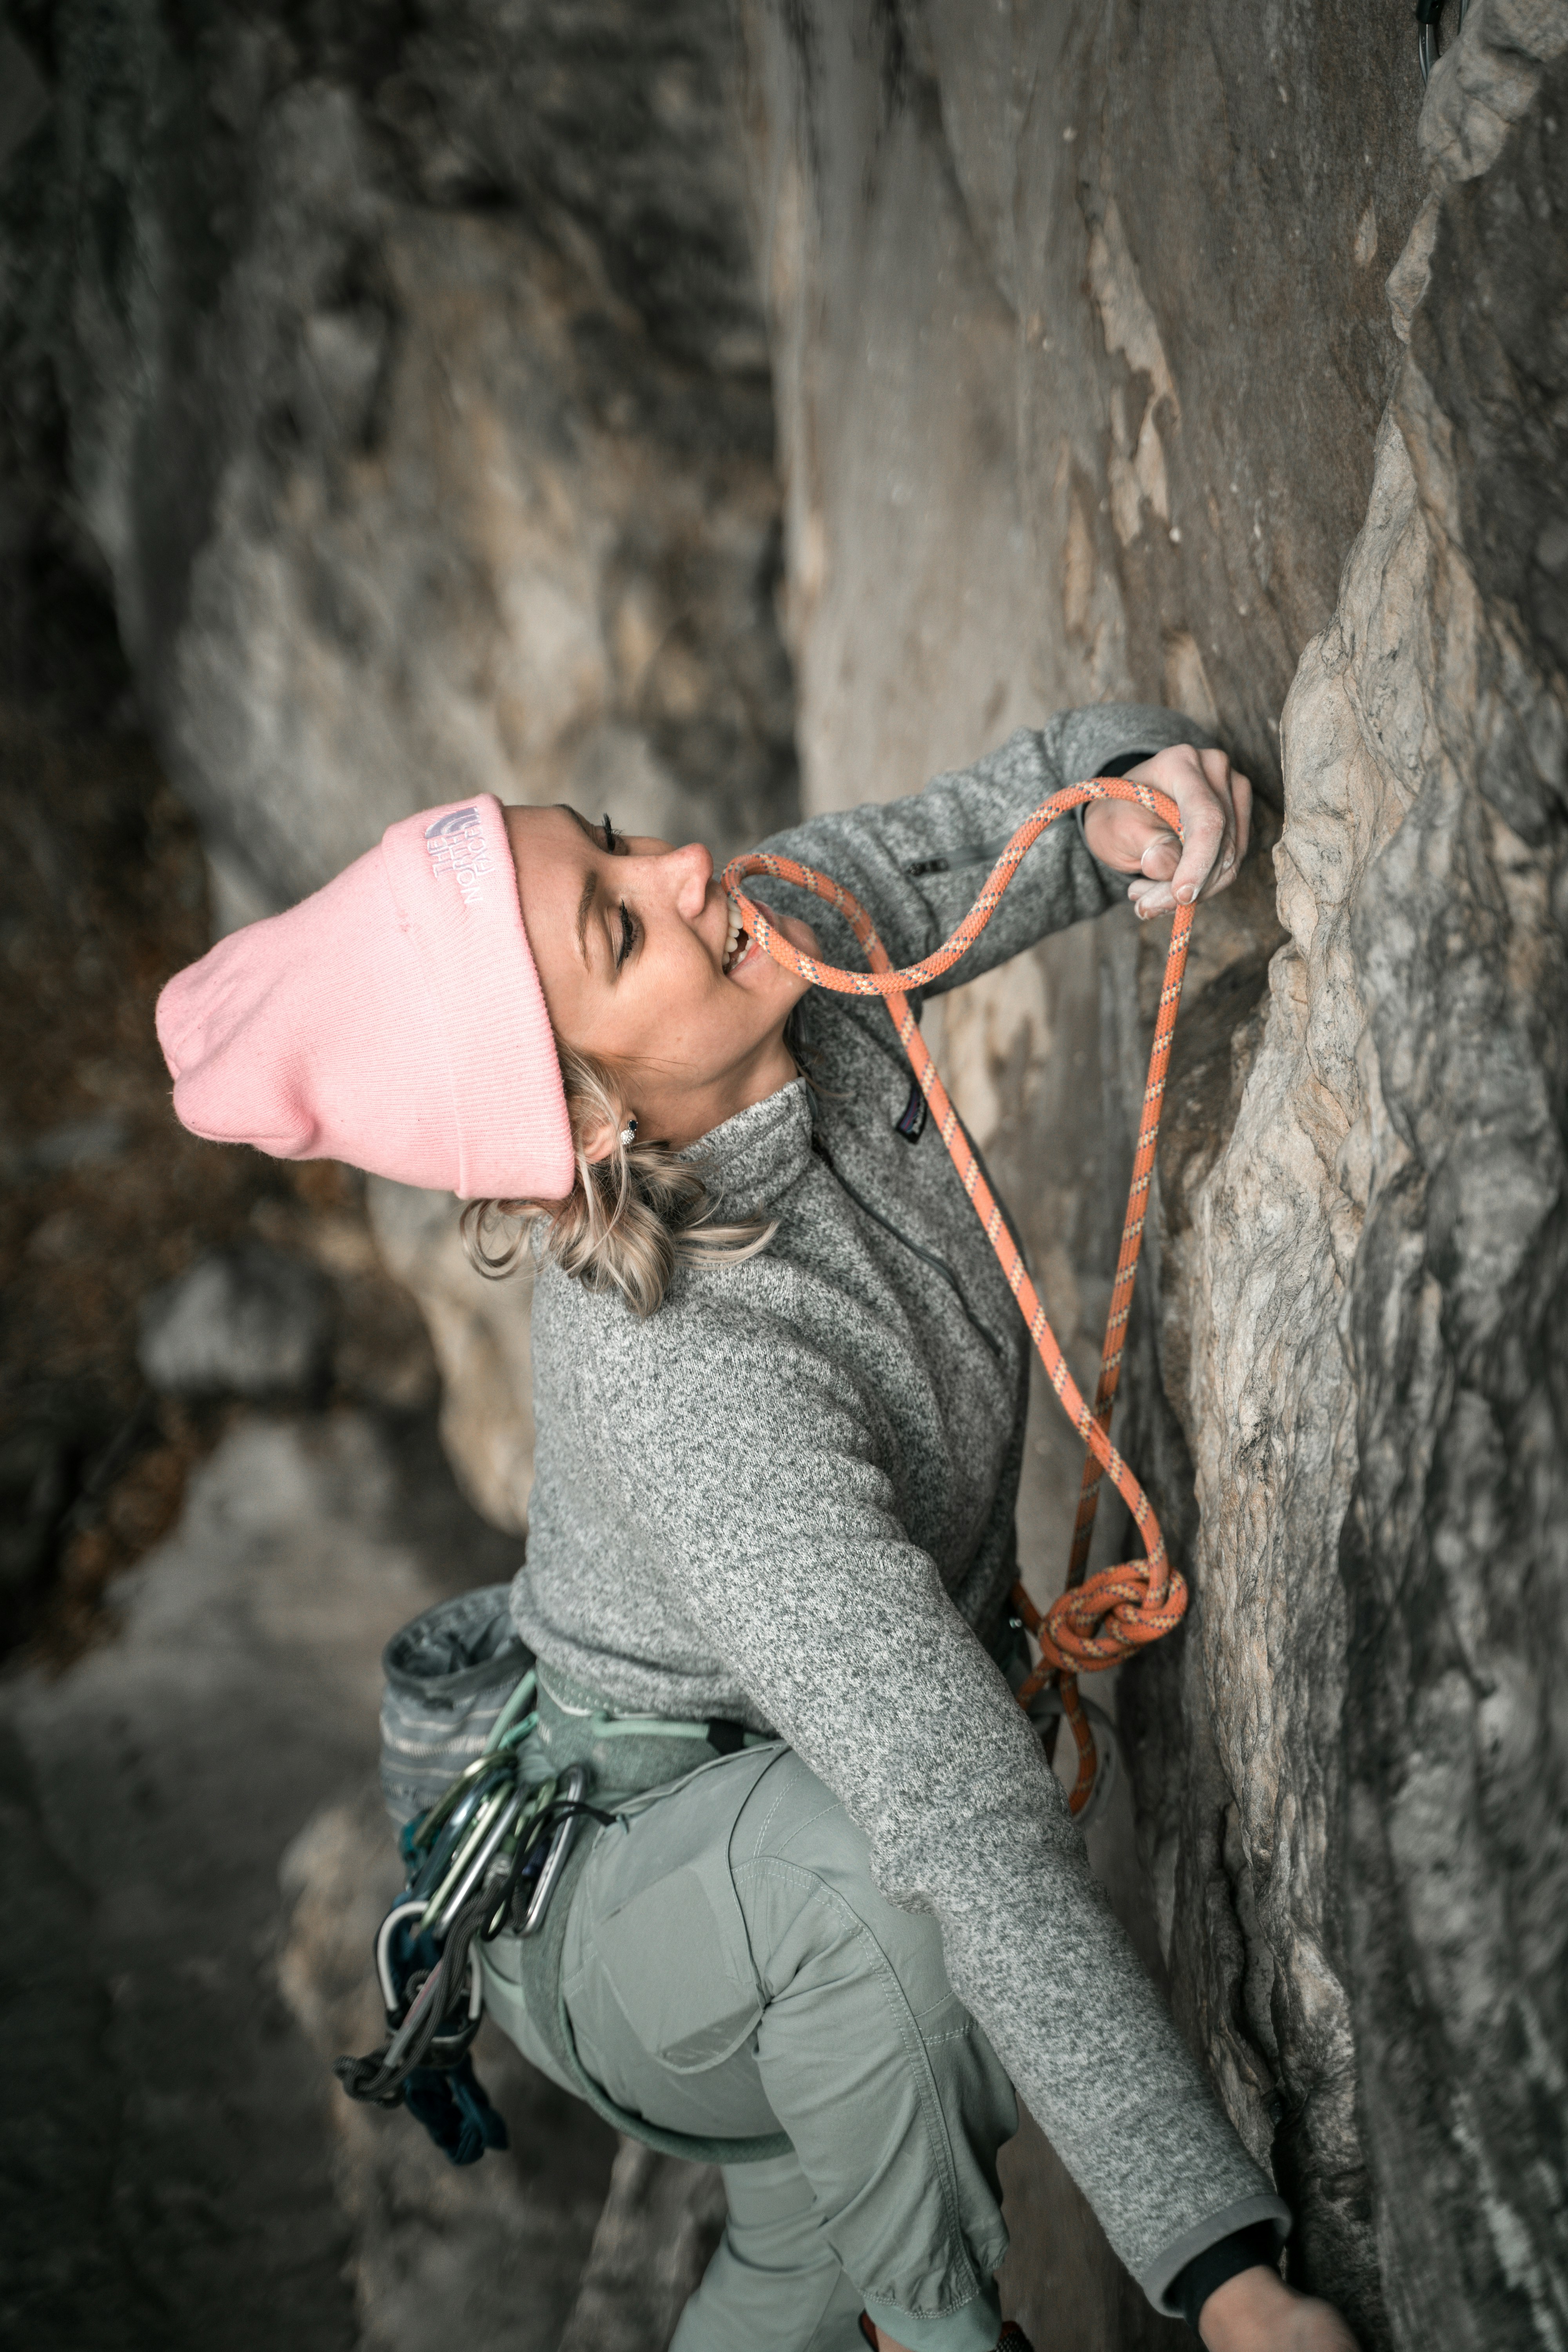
[601,815,636,969]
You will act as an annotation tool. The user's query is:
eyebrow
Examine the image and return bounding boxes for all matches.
[552,808,603,967]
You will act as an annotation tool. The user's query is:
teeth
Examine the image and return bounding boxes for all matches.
[723,904,741,974]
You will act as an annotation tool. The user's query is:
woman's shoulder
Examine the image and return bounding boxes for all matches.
[531,1221,855,1399]
[532,1256,872,1491]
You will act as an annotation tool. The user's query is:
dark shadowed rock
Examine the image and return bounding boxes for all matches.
[0,1412,615,2352]
[138,1241,330,1399]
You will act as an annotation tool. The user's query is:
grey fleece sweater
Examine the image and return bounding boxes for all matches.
[510,706,1288,2311]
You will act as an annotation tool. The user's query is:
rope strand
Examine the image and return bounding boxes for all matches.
[723,778,1192,1814]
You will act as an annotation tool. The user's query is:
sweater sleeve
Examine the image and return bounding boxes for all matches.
[750,704,1212,1001]
[572,1288,1287,2312]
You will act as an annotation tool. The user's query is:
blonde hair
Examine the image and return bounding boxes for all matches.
[460,1042,777,1318]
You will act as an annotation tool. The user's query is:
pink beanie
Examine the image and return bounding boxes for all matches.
[156,795,575,1201]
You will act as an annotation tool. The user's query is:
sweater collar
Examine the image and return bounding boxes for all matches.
[679,1077,813,1215]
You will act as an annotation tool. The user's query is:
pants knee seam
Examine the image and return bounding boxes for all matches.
[735,1857,984,2301]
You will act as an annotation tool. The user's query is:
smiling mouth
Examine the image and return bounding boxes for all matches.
[722,902,754,977]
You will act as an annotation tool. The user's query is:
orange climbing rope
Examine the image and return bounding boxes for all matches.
[722,778,1193,1815]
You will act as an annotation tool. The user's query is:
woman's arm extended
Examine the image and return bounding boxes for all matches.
[751,705,1250,995]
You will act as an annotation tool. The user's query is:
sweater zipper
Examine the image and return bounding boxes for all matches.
[809,1132,1005,1364]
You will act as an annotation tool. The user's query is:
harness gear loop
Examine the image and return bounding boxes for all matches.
[722,777,1194,1816]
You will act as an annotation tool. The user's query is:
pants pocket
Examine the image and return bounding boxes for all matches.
[592,1862,764,2071]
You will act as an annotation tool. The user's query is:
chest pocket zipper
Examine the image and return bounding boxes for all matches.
[809,1131,1005,1365]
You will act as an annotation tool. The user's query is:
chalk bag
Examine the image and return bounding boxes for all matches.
[378,1584,534,1829]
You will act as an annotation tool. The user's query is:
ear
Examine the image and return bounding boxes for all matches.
[578,1112,621,1165]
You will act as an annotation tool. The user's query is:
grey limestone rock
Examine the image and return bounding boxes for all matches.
[7,0,797,922]
[365,1174,537,1534]
[555,2140,726,2352]
[738,5,1568,2348]
[736,0,1432,818]
[1122,14,1568,2347]
[138,1240,331,1399]
[0,1410,615,2352]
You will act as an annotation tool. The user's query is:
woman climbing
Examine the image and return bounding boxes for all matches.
[156,706,1357,2352]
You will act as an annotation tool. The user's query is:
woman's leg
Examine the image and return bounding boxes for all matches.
[550,1748,1018,2352]
[728,1753,1015,2352]
[670,2152,867,2352]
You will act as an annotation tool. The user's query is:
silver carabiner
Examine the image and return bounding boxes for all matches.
[1417,0,1468,84]
[426,1781,528,1938]
[374,1898,428,2016]
[1023,1686,1125,1831]
[373,1896,483,2032]
[520,1764,591,1935]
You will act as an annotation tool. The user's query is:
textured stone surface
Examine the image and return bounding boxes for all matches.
[0,1410,612,2352]
[367,1177,536,1535]
[8,0,796,921]
[4,0,801,1530]
[738,0,1428,817]
[138,1240,332,1398]
[1122,11,1568,2347]
[556,2141,725,2352]
[737,6,1568,2348]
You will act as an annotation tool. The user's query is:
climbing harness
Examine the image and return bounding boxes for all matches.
[335,1662,609,2151]
[722,776,1196,1817]
[338,1623,775,2162]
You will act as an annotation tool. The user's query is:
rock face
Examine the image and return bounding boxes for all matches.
[555,2141,726,2352]
[139,1241,332,1399]
[5,0,801,1519]
[366,1176,537,1533]
[737,0,1429,814]
[0,1410,606,2352]
[1170,18,1568,2345]
[12,0,797,922]
[737,5,1568,2348]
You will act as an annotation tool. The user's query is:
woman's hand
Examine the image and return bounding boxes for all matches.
[1200,2266,1360,2351]
[1080,743,1252,918]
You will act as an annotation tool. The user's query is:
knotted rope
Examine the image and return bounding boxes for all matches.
[723,779,1193,1814]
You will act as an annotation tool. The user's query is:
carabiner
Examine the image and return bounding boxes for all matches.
[1022,1686,1124,1831]
[1416,0,1468,84]
[520,1764,591,1935]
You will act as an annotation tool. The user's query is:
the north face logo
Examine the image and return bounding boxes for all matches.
[423,806,491,907]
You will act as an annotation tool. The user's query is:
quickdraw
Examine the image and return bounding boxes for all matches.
[723,777,1194,1816]
[334,1664,604,2144]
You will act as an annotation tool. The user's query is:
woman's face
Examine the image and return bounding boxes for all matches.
[503,805,815,1154]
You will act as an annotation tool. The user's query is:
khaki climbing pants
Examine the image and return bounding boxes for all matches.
[481,1746,1017,2352]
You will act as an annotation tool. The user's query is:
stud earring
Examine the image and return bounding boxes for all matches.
[619,1115,638,1150]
